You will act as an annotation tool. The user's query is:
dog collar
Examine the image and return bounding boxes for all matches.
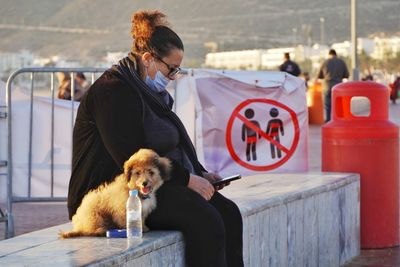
[139,193,151,200]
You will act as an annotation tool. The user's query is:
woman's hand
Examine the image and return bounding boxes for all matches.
[188,174,215,201]
[202,172,229,191]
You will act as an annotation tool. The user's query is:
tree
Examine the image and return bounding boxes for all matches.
[359,49,373,76]
[298,59,312,76]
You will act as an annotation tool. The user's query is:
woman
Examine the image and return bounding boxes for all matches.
[67,10,244,267]
[57,72,87,101]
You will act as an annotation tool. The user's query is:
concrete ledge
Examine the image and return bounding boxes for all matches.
[0,172,360,267]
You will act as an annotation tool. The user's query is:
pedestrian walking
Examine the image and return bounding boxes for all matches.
[317,49,349,122]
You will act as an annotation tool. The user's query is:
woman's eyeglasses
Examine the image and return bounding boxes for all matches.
[154,56,182,79]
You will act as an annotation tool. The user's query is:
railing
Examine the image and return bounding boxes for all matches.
[2,67,107,239]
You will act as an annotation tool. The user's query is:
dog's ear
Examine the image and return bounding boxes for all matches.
[123,159,134,182]
[155,156,171,181]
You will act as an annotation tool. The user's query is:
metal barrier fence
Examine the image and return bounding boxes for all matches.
[2,67,107,239]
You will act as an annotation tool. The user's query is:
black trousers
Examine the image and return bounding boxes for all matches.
[146,183,244,267]
[323,80,341,122]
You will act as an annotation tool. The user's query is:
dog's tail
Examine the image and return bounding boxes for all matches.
[59,230,105,239]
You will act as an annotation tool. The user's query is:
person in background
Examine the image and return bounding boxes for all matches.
[317,49,349,122]
[279,52,301,77]
[75,72,90,91]
[361,73,373,81]
[66,10,243,267]
[390,76,400,104]
[57,72,88,101]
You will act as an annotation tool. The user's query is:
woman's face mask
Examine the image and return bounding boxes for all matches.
[145,61,170,93]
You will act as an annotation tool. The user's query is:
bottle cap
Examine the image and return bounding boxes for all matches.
[106,229,127,238]
[129,189,138,197]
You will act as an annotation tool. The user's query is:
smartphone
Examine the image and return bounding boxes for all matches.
[212,174,242,187]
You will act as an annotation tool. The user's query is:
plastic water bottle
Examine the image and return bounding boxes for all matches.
[126,189,142,239]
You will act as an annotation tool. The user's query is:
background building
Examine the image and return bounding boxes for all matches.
[205,50,267,70]
[204,34,400,78]
[371,36,400,60]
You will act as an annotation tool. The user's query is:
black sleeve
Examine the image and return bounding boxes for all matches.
[294,64,301,76]
[88,80,145,169]
[198,162,208,174]
[167,159,190,186]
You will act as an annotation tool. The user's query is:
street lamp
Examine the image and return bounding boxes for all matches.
[292,27,298,47]
[320,17,325,45]
[351,0,359,80]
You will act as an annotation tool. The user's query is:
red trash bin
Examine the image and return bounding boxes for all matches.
[322,81,399,248]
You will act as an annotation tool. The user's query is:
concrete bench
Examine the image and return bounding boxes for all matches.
[0,172,360,267]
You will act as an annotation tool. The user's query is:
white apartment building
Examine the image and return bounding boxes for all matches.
[371,36,400,60]
[331,38,375,58]
[0,50,35,73]
[205,45,330,71]
[260,47,295,69]
[204,49,267,70]
[204,35,400,73]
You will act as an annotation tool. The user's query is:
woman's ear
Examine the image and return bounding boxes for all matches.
[142,52,153,68]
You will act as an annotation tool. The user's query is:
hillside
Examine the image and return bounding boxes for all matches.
[0,0,398,65]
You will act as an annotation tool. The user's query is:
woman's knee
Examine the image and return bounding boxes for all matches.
[227,198,242,219]
[211,193,243,224]
[151,185,227,241]
[193,206,226,244]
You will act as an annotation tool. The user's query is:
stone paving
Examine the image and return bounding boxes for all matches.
[0,101,399,266]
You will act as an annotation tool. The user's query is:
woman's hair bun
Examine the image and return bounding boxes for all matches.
[130,9,183,57]
[131,10,169,40]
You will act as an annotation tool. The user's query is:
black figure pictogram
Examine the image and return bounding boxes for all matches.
[266,108,284,159]
[241,108,261,161]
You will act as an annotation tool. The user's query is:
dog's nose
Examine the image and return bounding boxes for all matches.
[142,181,148,187]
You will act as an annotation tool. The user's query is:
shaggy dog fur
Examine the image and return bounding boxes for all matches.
[60,149,170,238]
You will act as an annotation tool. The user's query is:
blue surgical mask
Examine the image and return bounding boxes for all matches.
[145,61,170,93]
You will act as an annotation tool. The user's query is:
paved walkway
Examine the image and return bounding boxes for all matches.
[0,101,399,266]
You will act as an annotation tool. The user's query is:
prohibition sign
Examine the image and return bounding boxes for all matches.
[226,98,300,171]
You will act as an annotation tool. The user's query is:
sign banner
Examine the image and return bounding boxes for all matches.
[174,69,308,177]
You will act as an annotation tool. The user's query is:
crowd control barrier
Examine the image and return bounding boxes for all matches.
[2,67,107,239]
[322,81,399,248]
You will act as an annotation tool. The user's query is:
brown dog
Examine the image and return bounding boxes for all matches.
[60,149,170,238]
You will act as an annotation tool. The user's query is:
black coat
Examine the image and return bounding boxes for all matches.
[67,56,204,219]
[279,60,301,77]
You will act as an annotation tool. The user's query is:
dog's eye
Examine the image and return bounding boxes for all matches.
[148,170,154,176]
